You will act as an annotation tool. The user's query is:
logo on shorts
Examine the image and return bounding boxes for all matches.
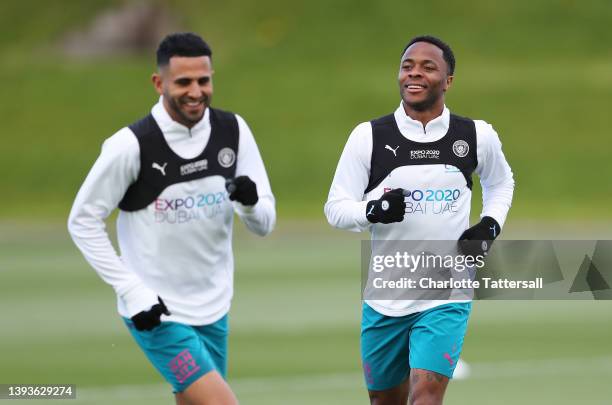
[444,352,455,366]
[452,140,469,157]
[169,349,201,384]
[363,362,374,386]
[218,147,236,168]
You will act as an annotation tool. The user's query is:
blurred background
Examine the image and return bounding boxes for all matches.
[1,0,611,403]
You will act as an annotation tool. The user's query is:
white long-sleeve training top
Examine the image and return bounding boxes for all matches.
[68,98,275,325]
[325,104,514,316]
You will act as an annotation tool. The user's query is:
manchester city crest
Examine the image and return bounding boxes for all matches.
[452,140,469,158]
[218,147,236,168]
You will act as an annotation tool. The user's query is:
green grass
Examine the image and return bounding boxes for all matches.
[1,0,612,219]
[1,222,612,404]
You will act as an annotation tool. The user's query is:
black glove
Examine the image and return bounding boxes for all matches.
[131,297,170,331]
[225,176,258,206]
[458,216,500,257]
[366,188,408,224]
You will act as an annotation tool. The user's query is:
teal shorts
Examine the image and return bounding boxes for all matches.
[361,302,471,391]
[123,314,228,393]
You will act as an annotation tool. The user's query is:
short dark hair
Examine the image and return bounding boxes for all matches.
[401,35,455,75]
[156,32,212,67]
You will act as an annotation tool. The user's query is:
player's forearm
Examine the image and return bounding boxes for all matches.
[68,214,159,315]
[235,195,276,236]
[325,122,372,232]
[67,209,141,293]
[324,198,370,232]
[481,176,515,229]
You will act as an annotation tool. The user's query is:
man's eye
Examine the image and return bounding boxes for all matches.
[198,78,210,85]
[176,79,191,86]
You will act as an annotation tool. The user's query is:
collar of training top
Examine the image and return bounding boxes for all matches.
[394,103,450,142]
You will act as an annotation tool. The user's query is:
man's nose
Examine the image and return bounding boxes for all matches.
[408,68,422,78]
[187,82,202,98]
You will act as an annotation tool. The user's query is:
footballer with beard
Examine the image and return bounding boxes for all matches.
[69,32,275,404]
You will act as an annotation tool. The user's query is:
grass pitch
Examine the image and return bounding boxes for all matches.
[1,221,611,404]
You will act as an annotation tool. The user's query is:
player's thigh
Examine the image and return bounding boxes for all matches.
[175,370,237,405]
[194,314,229,378]
[409,302,471,379]
[123,319,217,393]
[361,302,413,391]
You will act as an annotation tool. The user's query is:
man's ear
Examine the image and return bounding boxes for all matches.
[444,75,454,92]
[152,72,163,95]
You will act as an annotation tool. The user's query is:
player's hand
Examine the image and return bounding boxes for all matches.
[131,297,170,331]
[365,188,408,224]
[225,176,259,206]
[458,216,500,257]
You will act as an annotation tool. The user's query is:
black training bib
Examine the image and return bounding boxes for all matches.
[365,113,478,194]
[119,108,239,212]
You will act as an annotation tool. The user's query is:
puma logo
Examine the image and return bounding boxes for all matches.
[152,162,167,176]
[367,205,375,216]
[490,225,497,238]
[385,145,399,157]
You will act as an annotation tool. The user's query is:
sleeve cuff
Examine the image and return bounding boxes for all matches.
[119,283,159,317]
[233,201,256,216]
[354,200,371,230]
[480,212,507,230]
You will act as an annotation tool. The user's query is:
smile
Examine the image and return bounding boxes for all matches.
[405,84,427,93]
[183,100,204,109]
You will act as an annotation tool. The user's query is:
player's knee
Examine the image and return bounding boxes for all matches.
[368,389,406,405]
[368,393,389,405]
[409,385,444,405]
[368,393,395,405]
[187,392,237,405]
[177,391,238,405]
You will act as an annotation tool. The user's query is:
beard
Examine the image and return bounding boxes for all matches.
[165,93,210,126]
